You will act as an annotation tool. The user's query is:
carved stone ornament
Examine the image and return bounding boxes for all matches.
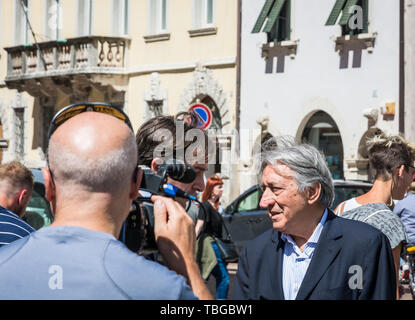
[144,72,167,120]
[178,63,231,132]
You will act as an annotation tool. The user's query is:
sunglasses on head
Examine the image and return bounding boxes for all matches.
[46,103,136,185]
[48,102,133,139]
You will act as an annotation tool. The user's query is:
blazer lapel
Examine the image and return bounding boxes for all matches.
[295,211,343,300]
[264,230,285,299]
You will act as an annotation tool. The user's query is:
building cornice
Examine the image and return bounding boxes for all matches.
[128,57,236,76]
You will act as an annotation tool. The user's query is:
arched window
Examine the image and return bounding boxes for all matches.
[196,95,222,130]
[301,111,344,179]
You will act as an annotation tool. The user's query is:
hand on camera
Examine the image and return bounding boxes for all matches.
[151,196,196,277]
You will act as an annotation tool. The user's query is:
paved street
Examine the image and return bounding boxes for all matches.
[206,263,237,300]
[400,284,413,300]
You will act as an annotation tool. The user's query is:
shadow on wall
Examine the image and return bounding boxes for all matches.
[338,41,366,69]
[263,45,296,74]
[265,52,287,73]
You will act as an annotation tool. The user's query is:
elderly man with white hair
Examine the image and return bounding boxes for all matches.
[233,136,396,300]
[0,103,212,300]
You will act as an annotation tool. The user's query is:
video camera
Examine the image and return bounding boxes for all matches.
[122,159,197,255]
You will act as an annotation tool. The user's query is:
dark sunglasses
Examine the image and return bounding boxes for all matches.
[48,103,133,139]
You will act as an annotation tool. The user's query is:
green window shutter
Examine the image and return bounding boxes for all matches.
[325,0,347,25]
[339,0,359,26]
[263,0,286,33]
[252,0,276,33]
[362,0,369,33]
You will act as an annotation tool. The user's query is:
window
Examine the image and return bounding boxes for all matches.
[15,0,29,45]
[77,0,93,36]
[237,189,262,212]
[148,0,167,35]
[45,0,62,40]
[112,0,129,36]
[252,0,291,43]
[301,111,344,179]
[325,0,369,35]
[192,0,215,29]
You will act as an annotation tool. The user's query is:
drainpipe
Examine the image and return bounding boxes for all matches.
[399,0,405,135]
[236,0,242,148]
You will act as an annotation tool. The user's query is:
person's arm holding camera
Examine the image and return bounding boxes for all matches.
[152,196,213,300]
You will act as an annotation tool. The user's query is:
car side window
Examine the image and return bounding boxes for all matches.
[237,189,262,212]
[24,189,53,230]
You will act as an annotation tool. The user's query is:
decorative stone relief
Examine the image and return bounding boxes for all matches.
[178,63,231,132]
[10,93,28,161]
[144,72,167,121]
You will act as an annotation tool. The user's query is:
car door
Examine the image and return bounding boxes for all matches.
[236,186,272,241]
[223,185,271,252]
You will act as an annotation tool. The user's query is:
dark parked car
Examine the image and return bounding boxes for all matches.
[223,180,373,252]
[22,169,54,230]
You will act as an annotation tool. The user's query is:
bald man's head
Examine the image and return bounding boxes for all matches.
[47,112,137,194]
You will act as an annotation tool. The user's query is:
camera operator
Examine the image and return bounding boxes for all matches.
[129,111,212,262]
[0,104,212,300]
[135,112,210,209]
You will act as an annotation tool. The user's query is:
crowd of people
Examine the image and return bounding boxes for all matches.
[0,102,414,300]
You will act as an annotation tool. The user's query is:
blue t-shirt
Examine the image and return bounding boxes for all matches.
[0,226,197,300]
[394,193,415,244]
[0,205,35,247]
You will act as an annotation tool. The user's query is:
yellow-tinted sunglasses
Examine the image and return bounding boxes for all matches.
[48,102,133,138]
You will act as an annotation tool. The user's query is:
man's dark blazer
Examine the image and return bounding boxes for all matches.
[232,210,396,300]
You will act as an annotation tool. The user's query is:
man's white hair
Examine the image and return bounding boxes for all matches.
[48,133,137,194]
[260,136,335,208]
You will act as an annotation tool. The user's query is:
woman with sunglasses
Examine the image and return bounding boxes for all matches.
[335,133,415,299]
[195,175,229,299]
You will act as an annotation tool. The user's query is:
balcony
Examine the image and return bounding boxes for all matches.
[4,36,130,98]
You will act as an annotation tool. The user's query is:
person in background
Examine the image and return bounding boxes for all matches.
[335,133,415,299]
[135,112,210,210]
[195,175,229,299]
[394,180,415,288]
[394,181,415,244]
[0,161,34,247]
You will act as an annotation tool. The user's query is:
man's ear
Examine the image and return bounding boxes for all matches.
[151,158,163,173]
[17,189,29,206]
[307,182,322,205]
[42,168,56,202]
